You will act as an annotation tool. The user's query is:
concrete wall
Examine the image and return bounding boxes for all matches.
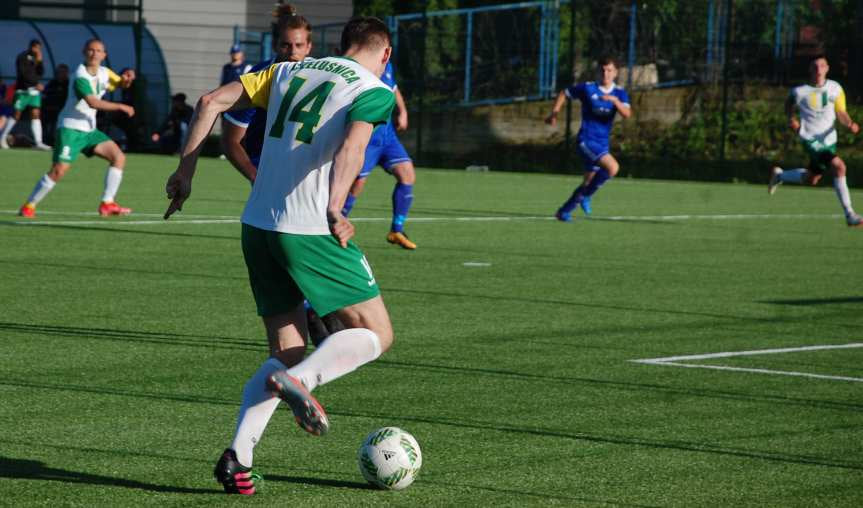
[399,87,691,159]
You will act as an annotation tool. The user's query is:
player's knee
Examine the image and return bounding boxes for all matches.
[393,164,415,185]
[49,165,68,181]
[112,151,126,168]
[31,109,41,120]
[832,158,846,176]
[606,160,620,176]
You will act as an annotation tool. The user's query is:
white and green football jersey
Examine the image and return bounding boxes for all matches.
[59,63,122,133]
[789,79,847,150]
[239,57,395,234]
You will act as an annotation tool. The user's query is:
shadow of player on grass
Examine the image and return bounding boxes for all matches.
[0,456,219,494]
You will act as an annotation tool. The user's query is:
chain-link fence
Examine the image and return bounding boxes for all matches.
[385,0,863,182]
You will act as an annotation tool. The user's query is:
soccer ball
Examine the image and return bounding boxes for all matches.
[357,427,422,490]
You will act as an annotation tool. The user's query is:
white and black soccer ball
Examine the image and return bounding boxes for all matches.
[357,427,422,490]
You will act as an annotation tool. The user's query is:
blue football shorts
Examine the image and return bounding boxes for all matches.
[359,124,412,179]
[577,138,610,172]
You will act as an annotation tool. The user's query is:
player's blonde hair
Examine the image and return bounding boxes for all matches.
[272,2,312,43]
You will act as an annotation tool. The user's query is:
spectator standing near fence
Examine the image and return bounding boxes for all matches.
[1,39,51,150]
[221,44,253,86]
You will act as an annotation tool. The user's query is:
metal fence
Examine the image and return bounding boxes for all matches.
[230,1,862,178]
[387,0,836,109]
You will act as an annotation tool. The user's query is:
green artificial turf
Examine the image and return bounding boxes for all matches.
[1,149,862,506]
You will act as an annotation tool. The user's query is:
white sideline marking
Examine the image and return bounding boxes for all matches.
[463,262,492,267]
[4,212,844,227]
[632,343,863,383]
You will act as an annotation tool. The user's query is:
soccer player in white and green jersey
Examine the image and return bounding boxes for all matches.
[18,38,135,218]
[163,17,397,495]
[769,54,861,227]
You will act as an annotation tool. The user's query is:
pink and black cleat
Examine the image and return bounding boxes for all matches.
[213,448,260,495]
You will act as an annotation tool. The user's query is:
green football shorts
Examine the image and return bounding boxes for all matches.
[241,223,380,317]
[53,127,111,163]
[800,138,837,174]
[13,89,42,111]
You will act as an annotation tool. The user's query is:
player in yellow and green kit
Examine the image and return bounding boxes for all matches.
[769,54,861,227]
[164,17,399,495]
[18,38,136,218]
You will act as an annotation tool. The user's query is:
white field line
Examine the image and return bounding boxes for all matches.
[3,212,844,227]
[631,343,863,383]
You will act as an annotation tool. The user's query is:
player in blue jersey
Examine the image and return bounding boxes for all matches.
[221,3,313,183]
[340,61,418,250]
[546,57,632,221]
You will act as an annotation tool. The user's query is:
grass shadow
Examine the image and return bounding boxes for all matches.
[0,321,261,352]
[0,221,236,241]
[759,297,863,306]
[0,456,219,494]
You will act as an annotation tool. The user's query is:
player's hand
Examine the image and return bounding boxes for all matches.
[850,122,860,135]
[545,112,558,127]
[121,69,136,88]
[395,109,408,132]
[36,83,44,91]
[327,209,354,248]
[164,170,192,219]
[789,117,800,132]
[121,104,135,117]
[151,133,160,142]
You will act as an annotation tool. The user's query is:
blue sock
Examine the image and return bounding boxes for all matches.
[583,169,611,197]
[559,185,585,214]
[341,193,357,217]
[391,183,413,233]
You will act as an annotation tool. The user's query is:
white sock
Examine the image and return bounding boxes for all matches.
[0,117,16,140]
[31,119,43,145]
[833,176,854,216]
[26,174,57,206]
[779,168,807,184]
[287,328,382,392]
[101,166,123,203]
[230,357,285,468]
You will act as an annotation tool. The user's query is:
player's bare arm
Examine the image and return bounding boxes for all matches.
[394,88,408,131]
[83,95,134,117]
[221,122,257,182]
[601,94,632,119]
[837,110,860,135]
[327,121,375,246]
[785,94,800,132]
[545,90,567,126]
[164,81,251,219]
